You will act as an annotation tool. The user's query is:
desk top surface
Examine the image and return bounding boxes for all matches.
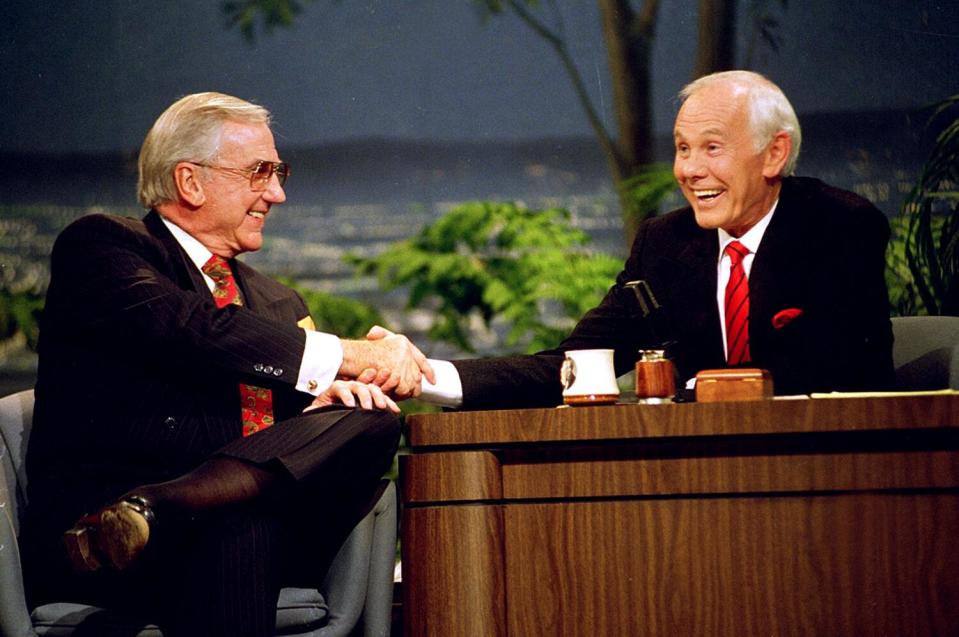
[406,393,959,448]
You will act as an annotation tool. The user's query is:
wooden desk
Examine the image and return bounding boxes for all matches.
[401,394,959,636]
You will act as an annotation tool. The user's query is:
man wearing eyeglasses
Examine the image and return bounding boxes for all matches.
[21,92,433,637]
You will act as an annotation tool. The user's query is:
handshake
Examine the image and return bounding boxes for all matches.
[306,326,435,415]
[339,325,436,398]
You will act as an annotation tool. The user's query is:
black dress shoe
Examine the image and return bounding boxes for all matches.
[63,495,156,572]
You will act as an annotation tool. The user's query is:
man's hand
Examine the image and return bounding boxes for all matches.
[340,328,435,398]
[305,379,400,414]
[364,325,392,341]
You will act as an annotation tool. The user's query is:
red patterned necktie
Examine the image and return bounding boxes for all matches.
[202,254,275,436]
[724,241,751,365]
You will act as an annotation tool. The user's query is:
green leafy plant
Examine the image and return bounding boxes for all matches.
[277,277,385,339]
[619,163,678,224]
[886,214,930,316]
[223,0,316,42]
[900,95,959,315]
[348,201,622,355]
[0,287,44,352]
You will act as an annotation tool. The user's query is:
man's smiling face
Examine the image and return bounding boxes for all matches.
[672,82,784,238]
[192,120,286,257]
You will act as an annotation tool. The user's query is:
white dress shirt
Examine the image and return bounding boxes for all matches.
[715,200,777,359]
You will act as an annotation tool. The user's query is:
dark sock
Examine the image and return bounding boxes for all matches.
[129,457,280,515]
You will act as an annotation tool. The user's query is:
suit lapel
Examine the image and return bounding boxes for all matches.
[143,210,208,295]
[659,219,726,368]
[748,179,813,360]
[232,259,296,321]
[685,230,725,364]
[750,182,807,322]
[675,228,719,289]
[675,224,721,323]
[232,260,265,312]
[143,211,295,323]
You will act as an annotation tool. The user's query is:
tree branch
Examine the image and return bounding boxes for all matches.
[506,0,620,172]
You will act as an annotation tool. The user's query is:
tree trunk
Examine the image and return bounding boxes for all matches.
[598,0,659,245]
[694,0,737,78]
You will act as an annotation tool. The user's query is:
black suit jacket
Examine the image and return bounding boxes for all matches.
[25,211,316,528]
[453,176,895,409]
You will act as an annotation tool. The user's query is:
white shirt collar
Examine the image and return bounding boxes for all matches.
[159,215,214,272]
[717,198,779,260]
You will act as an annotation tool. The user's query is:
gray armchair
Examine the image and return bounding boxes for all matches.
[0,389,396,637]
[891,315,959,390]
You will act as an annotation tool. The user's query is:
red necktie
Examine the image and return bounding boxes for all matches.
[202,255,275,436]
[724,241,751,365]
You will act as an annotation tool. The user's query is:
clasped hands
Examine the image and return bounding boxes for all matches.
[308,326,434,414]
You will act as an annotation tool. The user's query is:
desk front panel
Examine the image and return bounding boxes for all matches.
[402,396,959,636]
[502,493,959,636]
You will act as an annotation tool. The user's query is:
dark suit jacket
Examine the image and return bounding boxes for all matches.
[454,176,895,409]
[25,211,316,531]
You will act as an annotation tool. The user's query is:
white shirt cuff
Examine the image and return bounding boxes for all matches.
[419,359,463,408]
[297,330,343,396]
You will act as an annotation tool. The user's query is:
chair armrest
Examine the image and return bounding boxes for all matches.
[0,488,38,637]
[360,480,397,637]
[313,480,397,637]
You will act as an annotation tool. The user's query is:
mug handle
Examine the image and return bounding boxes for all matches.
[560,358,577,390]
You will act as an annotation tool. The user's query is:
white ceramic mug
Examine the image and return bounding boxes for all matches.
[560,349,620,406]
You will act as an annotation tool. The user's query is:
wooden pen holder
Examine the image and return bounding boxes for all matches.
[695,368,774,402]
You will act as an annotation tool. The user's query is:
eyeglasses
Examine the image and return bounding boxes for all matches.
[192,160,290,190]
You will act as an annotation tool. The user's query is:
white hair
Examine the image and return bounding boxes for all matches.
[137,92,271,208]
[679,70,802,176]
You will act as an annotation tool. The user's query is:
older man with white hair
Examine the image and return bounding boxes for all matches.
[21,92,434,637]
[415,70,895,406]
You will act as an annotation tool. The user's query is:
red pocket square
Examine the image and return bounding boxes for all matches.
[772,308,803,329]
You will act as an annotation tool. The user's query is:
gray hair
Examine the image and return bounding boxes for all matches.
[679,70,801,176]
[137,92,271,208]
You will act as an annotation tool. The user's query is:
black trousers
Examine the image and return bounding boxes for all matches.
[25,406,401,637]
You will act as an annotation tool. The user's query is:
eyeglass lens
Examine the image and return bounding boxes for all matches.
[251,161,290,189]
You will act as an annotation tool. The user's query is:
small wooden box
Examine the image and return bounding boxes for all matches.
[695,368,774,402]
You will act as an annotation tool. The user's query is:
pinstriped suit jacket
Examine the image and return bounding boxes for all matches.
[453,176,896,410]
[26,210,315,528]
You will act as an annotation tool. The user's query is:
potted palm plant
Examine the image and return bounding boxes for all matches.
[901,95,959,315]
